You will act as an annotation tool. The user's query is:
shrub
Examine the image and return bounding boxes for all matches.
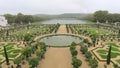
[89,58,98,68]
[72,56,82,68]
[71,49,78,57]
[83,39,89,43]
[80,45,88,54]
[85,51,92,61]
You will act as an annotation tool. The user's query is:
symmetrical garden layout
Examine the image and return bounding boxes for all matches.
[0,23,120,68]
[0,43,21,62]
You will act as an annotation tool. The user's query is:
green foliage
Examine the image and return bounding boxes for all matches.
[70,46,75,51]
[107,46,111,64]
[29,57,39,68]
[70,43,78,57]
[85,51,92,61]
[89,58,98,68]
[24,34,32,42]
[39,42,47,51]
[113,64,119,68]
[71,42,77,46]
[82,10,120,23]
[80,45,88,54]
[94,10,108,22]
[22,47,32,58]
[83,39,89,43]
[36,49,44,58]
[72,56,82,68]
[3,46,9,65]
[71,49,78,57]
[14,57,21,65]
[4,14,16,23]
[4,13,51,24]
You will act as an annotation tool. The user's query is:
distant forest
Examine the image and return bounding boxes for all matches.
[4,13,51,24]
[81,10,120,23]
[4,10,120,24]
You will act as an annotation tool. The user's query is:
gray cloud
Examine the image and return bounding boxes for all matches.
[0,0,120,15]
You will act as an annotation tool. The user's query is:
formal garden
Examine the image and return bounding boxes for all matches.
[0,21,120,68]
[0,9,120,68]
[0,23,60,68]
[67,23,120,68]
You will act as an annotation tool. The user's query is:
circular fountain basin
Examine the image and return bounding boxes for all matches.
[39,34,82,46]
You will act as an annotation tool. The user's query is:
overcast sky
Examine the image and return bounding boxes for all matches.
[0,0,120,15]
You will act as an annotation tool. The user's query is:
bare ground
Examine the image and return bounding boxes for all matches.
[38,47,73,68]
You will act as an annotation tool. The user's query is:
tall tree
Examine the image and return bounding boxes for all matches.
[23,15,34,23]
[107,45,111,64]
[15,13,24,23]
[4,14,16,24]
[94,10,108,23]
[3,46,9,65]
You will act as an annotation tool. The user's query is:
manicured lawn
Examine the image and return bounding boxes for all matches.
[111,47,120,52]
[77,28,114,36]
[97,50,107,54]
[0,43,22,62]
[99,52,120,59]
[99,54,106,59]
[108,42,120,47]
[96,42,120,59]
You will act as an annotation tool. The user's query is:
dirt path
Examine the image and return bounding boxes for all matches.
[56,25,67,34]
[38,47,72,68]
[76,46,90,68]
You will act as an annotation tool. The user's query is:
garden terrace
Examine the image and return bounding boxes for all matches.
[0,23,120,68]
[68,24,119,40]
[93,41,120,65]
[0,24,59,42]
[0,42,22,63]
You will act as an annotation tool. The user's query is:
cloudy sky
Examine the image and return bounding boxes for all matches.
[0,0,120,15]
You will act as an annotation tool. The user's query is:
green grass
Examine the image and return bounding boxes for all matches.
[8,53,18,58]
[107,42,120,47]
[116,59,120,64]
[77,27,115,36]
[97,50,107,54]
[99,52,120,59]
[111,47,120,52]
[0,43,22,61]
[99,54,106,59]
[96,42,120,59]
[111,52,120,58]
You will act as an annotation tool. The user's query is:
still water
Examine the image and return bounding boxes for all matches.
[41,19,87,24]
[39,35,82,46]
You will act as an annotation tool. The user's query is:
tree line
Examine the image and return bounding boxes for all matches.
[82,10,120,23]
[4,13,51,24]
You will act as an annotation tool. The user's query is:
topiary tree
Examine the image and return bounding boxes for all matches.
[85,51,92,61]
[71,42,77,46]
[14,58,21,68]
[22,47,32,59]
[29,57,39,68]
[3,46,9,65]
[80,45,88,54]
[72,56,82,68]
[70,46,75,51]
[83,39,89,43]
[71,49,78,57]
[36,49,44,59]
[107,45,111,65]
[89,58,98,68]
[39,42,47,51]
